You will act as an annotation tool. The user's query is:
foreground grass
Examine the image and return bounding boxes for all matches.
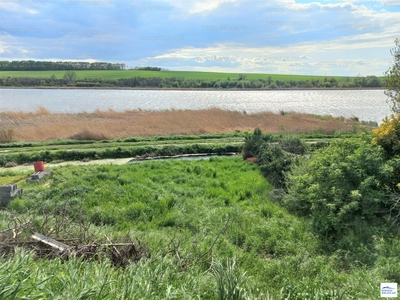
[1,158,397,298]
[0,70,352,82]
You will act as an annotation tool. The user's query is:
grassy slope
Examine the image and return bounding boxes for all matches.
[0,69,352,81]
[1,157,391,299]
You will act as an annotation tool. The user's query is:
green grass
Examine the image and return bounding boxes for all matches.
[0,132,346,168]
[0,69,353,81]
[1,157,398,298]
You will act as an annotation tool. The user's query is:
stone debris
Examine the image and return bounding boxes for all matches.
[0,184,23,206]
[26,170,52,183]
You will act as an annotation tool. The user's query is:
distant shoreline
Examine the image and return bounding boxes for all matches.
[0,86,385,91]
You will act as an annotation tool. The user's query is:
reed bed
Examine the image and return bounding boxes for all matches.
[0,107,370,142]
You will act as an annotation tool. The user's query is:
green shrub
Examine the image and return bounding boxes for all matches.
[283,137,395,250]
[258,143,293,188]
[242,128,275,159]
[278,137,308,155]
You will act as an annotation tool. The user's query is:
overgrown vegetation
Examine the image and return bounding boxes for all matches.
[242,126,400,268]
[242,128,307,188]
[0,139,241,167]
[1,157,397,298]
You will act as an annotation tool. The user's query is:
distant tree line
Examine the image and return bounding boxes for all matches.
[133,66,163,71]
[0,73,383,89]
[0,60,126,71]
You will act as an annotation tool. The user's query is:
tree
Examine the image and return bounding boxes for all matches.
[385,38,400,113]
[63,71,77,82]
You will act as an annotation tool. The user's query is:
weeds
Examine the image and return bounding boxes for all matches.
[212,258,249,300]
[0,158,393,298]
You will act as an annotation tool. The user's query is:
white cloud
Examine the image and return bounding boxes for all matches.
[148,27,397,75]
[189,0,236,14]
[0,2,38,14]
[163,0,239,14]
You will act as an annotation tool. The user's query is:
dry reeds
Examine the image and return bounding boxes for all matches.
[0,107,371,142]
[0,128,15,143]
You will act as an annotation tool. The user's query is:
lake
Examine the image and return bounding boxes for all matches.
[0,88,391,123]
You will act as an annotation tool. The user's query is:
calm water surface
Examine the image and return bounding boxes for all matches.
[0,89,391,123]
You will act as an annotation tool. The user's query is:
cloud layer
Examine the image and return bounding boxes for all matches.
[0,0,399,75]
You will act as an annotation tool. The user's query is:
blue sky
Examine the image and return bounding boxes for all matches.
[0,0,399,76]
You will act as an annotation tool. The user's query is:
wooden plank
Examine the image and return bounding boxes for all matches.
[31,232,71,251]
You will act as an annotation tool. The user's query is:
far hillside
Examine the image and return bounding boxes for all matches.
[0,60,383,89]
[0,70,382,89]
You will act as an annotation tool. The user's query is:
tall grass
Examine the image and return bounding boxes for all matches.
[0,107,373,142]
[0,128,15,143]
[0,158,395,298]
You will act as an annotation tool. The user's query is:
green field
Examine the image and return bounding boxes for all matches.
[0,69,352,81]
[0,157,392,299]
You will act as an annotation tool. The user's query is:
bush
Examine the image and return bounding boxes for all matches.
[236,81,244,88]
[258,143,293,188]
[213,82,221,88]
[283,138,393,246]
[269,83,278,89]
[242,128,274,159]
[278,137,307,155]
[372,114,400,157]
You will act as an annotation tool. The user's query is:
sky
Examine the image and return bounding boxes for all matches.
[0,0,399,76]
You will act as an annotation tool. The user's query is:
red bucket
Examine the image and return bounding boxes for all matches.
[33,161,45,172]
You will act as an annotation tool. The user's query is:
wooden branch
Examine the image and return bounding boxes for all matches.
[1,221,31,234]
[31,233,71,251]
[104,234,121,256]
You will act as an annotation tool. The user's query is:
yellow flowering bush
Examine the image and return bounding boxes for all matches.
[372,114,400,156]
